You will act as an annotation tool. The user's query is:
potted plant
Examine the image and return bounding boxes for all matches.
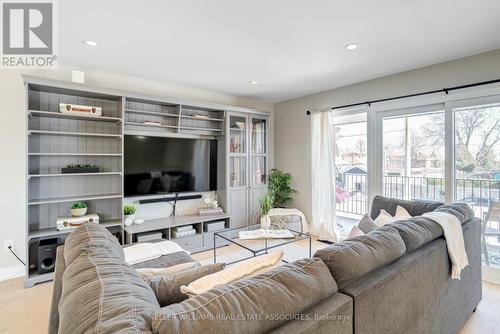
[62,163,99,174]
[268,169,298,208]
[259,190,275,229]
[123,204,137,226]
[70,202,87,217]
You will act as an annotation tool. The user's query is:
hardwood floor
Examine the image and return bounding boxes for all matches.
[1,241,499,333]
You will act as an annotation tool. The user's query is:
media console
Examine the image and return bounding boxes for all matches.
[123,213,231,252]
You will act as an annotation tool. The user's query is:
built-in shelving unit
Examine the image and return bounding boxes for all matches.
[124,98,225,136]
[28,110,122,123]
[25,80,124,287]
[28,220,122,240]
[23,75,269,288]
[29,153,122,156]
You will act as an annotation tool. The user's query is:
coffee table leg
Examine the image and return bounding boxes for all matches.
[213,233,217,264]
[309,237,312,257]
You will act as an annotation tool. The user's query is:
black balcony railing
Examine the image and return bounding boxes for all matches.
[336,173,500,218]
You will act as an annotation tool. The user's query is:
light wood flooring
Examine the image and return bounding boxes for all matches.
[1,239,499,333]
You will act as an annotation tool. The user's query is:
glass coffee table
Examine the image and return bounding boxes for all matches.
[213,224,311,265]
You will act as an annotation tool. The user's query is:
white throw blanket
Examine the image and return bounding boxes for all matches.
[268,208,309,234]
[423,212,469,279]
[123,240,190,265]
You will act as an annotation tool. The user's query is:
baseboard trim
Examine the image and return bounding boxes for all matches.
[0,264,25,282]
[482,266,500,285]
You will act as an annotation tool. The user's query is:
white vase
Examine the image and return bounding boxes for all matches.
[260,215,270,229]
[124,214,135,227]
[70,207,87,217]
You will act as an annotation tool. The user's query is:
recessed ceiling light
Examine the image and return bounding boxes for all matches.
[345,43,358,50]
[83,40,99,47]
[249,80,259,85]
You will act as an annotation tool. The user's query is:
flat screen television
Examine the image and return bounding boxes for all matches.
[124,135,217,197]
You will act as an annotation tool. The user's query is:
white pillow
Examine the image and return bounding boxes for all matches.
[347,225,365,239]
[180,250,284,296]
[373,205,412,227]
[136,261,199,278]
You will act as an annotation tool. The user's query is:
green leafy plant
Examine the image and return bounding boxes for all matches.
[123,204,137,216]
[71,201,87,209]
[268,169,298,208]
[259,190,275,216]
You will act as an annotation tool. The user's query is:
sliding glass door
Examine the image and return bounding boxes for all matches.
[333,113,368,238]
[371,97,500,280]
[381,109,446,201]
[452,100,500,269]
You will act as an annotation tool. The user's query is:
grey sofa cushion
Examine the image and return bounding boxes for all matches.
[64,222,124,264]
[370,195,443,220]
[132,251,196,269]
[389,217,444,252]
[59,223,160,334]
[152,258,338,334]
[146,263,225,306]
[434,202,475,224]
[314,226,406,289]
[358,214,378,233]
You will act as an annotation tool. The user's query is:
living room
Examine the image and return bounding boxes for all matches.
[1,1,500,333]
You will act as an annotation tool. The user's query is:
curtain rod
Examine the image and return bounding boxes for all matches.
[305,78,500,115]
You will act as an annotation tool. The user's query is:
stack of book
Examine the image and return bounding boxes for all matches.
[198,207,224,216]
[171,225,196,238]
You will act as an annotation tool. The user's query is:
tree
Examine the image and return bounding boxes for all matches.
[423,108,500,173]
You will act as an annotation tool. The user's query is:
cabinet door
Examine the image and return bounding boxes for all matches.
[249,187,265,225]
[250,117,267,186]
[229,188,248,229]
[248,117,268,225]
[229,115,247,154]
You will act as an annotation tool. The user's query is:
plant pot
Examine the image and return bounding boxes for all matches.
[62,167,99,174]
[124,214,135,227]
[260,215,271,229]
[71,207,87,217]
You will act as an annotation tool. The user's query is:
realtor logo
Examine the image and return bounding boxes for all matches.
[1,0,57,68]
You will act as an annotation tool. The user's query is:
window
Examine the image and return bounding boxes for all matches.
[382,111,445,201]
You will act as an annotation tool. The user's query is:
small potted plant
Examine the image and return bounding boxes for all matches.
[123,204,137,226]
[62,163,99,174]
[259,190,275,229]
[70,202,87,217]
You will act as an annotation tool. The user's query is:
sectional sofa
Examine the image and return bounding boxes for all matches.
[48,196,481,334]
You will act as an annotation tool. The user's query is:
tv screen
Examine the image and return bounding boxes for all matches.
[124,135,217,197]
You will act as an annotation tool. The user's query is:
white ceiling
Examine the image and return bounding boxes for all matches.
[60,0,500,102]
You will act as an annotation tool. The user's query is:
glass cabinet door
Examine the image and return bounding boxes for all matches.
[230,156,246,187]
[251,118,266,154]
[229,116,246,154]
[251,118,267,186]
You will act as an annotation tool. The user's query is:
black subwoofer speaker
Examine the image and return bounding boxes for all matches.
[38,238,58,274]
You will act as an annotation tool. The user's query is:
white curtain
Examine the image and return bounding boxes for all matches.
[311,111,338,242]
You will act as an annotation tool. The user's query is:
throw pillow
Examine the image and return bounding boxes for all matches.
[374,205,412,226]
[358,213,378,233]
[395,205,412,219]
[146,263,225,306]
[180,250,284,297]
[136,261,200,278]
[347,225,365,239]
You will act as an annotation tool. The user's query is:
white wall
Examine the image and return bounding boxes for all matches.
[274,48,500,221]
[0,65,273,275]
